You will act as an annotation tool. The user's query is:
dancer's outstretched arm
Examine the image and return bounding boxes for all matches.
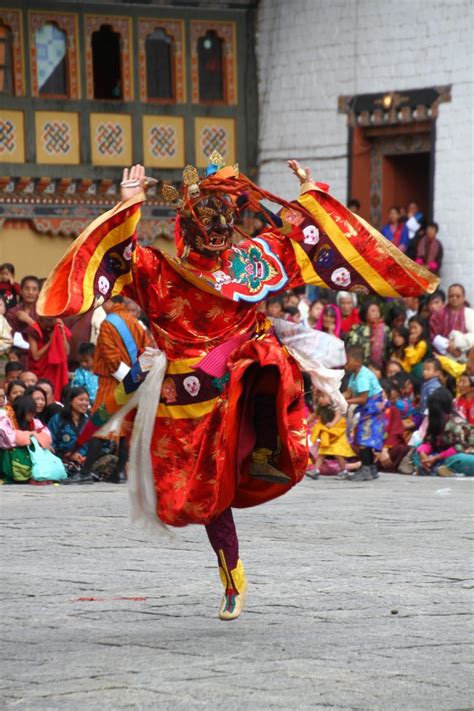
[38,164,157,318]
[267,158,440,298]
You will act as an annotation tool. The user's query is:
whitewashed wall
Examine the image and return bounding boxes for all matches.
[256,0,474,299]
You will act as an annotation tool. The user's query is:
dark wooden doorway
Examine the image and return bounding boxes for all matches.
[349,122,433,228]
[382,152,430,222]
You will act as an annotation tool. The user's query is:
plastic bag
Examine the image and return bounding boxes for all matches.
[29,436,67,482]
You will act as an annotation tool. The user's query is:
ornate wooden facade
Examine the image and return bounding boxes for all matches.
[0,0,258,244]
[338,86,452,227]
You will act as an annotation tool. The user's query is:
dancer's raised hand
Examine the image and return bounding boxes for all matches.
[120,164,146,202]
[287,159,313,185]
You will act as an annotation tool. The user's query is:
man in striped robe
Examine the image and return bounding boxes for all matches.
[75,295,150,485]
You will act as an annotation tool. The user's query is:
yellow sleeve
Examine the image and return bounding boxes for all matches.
[396,355,411,373]
[404,340,428,368]
[437,355,466,379]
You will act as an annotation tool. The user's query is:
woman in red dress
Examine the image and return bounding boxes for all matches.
[27,317,71,401]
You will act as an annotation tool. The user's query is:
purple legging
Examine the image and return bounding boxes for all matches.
[205,372,278,572]
[205,507,239,571]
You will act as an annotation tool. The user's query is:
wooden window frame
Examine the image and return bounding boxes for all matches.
[85,15,133,102]
[191,20,237,106]
[29,11,80,100]
[0,9,24,96]
[0,22,14,95]
[138,18,185,105]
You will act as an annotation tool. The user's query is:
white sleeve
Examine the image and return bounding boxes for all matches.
[464,307,474,335]
[112,361,131,382]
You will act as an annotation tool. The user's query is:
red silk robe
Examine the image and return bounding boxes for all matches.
[38,186,438,527]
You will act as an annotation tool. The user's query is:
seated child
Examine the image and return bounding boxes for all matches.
[391,372,421,436]
[416,388,474,477]
[71,342,99,405]
[387,326,409,372]
[419,358,443,413]
[0,394,52,483]
[388,376,418,417]
[376,381,410,472]
[37,377,63,423]
[404,316,429,379]
[454,373,474,425]
[266,297,284,319]
[385,360,403,378]
[0,263,20,309]
[306,389,354,479]
[24,385,49,425]
[397,372,418,410]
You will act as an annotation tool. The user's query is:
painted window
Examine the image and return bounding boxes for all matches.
[91,25,122,100]
[145,28,173,101]
[0,10,24,96]
[138,18,184,103]
[35,22,68,97]
[191,22,236,105]
[29,12,79,99]
[85,15,132,101]
[197,30,224,102]
[0,23,13,94]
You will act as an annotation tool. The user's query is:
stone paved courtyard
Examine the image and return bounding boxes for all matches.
[1,474,473,710]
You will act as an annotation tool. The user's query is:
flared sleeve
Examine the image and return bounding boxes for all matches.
[276,184,440,297]
[38,194,145,318]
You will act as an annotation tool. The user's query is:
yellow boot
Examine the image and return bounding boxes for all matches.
[249,447,291,484]
[218,552,247,621]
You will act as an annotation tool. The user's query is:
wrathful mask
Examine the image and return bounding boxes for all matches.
[181,193,236,255]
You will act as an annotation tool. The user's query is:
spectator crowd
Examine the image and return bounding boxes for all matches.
[1,204,473,487]
[0,263,150,485]
[262,283,474,480]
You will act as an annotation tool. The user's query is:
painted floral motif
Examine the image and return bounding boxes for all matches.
[212,373,230,392]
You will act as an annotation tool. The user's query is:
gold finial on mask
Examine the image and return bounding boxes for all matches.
[182,164,200,186]
[162,184,180,203]
[162,183,183,210]
[182,164,201,199]
[208,151,226,170]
